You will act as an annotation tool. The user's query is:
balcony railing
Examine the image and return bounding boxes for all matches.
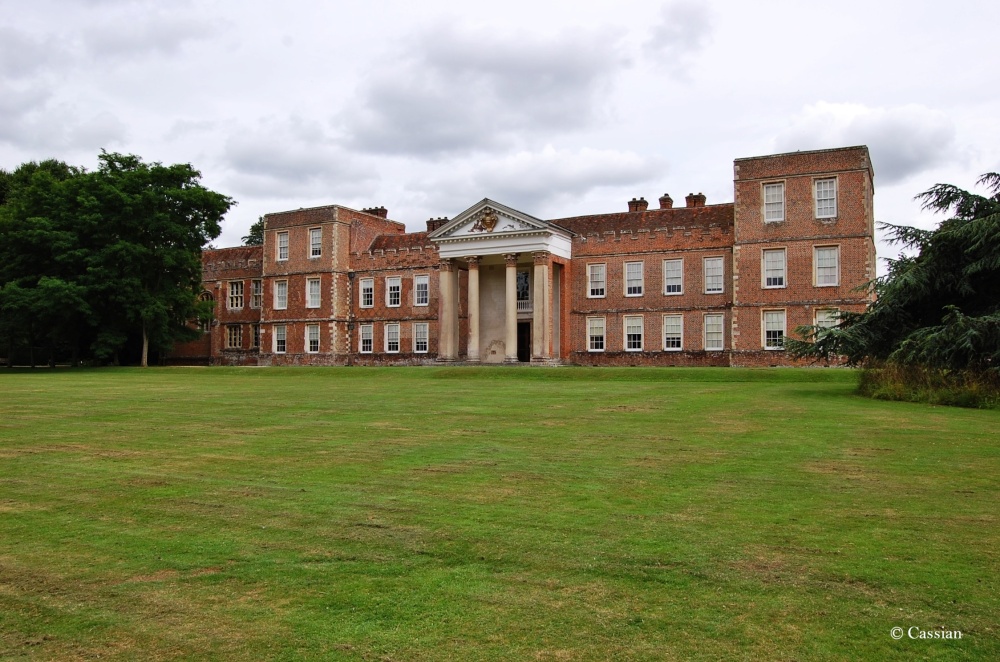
[517,299,533,313]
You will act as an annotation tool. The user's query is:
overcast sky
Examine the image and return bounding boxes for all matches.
[2,0,997,266]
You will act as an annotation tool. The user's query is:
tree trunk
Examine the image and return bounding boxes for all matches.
[141,322,149,368]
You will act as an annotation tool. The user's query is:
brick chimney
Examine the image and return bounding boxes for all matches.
[658,193,673,209]
[426,217,449,232]
[684,192,707,208]
[362,206,388,218]
[627,197,649,213]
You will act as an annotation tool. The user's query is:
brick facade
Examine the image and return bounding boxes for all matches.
[169,146,875,367]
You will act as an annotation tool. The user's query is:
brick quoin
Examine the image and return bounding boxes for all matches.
[169,145,875,367]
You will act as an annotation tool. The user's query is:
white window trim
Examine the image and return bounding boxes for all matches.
[274,280,288,310]
[704,313,724,352]
[305,324,320,354]
[306,278,321,309]
[227,281,244,310]
[226,324,242,349]
[309,227,322,258]
[763,309,786,351]
[359,278,374,308]
[703,256,724,294]
[624,261,644,297]
[763,181,785,223]
[384,323,400,354]
[414,274,430,306]
[273,324,286,354]
[814,177,838,219]
[587,316,605,353]
[413,322,429,353]
[250,279,263,309]
[386,276,402,308]
[624,315,644,352]
[762,248,787,289]
[814,245,841,287]
[276,231,289,261]
[815,308,839,329]
[587,263,606,299]
[662,314,683,352]
[359,324,373,354]
[663,258,684,296]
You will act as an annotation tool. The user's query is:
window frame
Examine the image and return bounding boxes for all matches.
[306,277,321,309]
[704,313,724,351]
[305,324,320,353]
[624,261,644,297]
[359,324,373,354]
[386,276,402,308]
[587,263,606,298]
[250,323,260,349]
[814,177,838,219]
[413,322,429,353]
[385,322,400,354]
[763,182,785,223]
[763,310,786,350]
[309,227,322,258]
[250,279,263,309]
[360,278,374,308]
[587,317,605,352]
[815,308,839,329]
[273,324,286,354]
[663,258,683,295]
[274,280,288,310]
[414,274,429,306]
[662,314,683,351]
[704,257,724,294]
[276,231,289,261]
[762,248,787,289]
[814,245,840,287]
[624,315,644,352]
[227,281,244,310]
[226,324,242,349]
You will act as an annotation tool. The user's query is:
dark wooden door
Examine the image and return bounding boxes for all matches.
[517,322,531,363]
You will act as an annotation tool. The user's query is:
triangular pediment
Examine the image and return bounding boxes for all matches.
[429,199,550,240]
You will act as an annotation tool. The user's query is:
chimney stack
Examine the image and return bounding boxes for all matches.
[684,192,707,208]
[426,217,449,232]
[659,193,673,209]
[628,197,649,213]
[362,206,389,218]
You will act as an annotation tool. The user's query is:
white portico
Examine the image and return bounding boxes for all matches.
[429,199,572,363]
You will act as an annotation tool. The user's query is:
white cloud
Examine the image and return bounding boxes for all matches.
[643,1,713,80]
[774,102,957,185]
[340,24,628,156]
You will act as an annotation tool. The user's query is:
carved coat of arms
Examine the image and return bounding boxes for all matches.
[471,208,499,233]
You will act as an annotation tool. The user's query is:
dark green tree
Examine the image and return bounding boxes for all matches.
[789,173,1000,372]
[81,152,233,366]
[242,216,264,246]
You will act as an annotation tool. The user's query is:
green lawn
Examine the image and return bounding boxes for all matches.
[1,367,997,660]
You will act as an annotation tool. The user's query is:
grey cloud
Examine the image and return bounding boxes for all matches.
[409,146,663,216]
[0,27,66,80]
[775,102,957,185]
[643,1,713,79]
[341,25,627,157]
[0,87,127,152]
[222,117,378,199]
[82,14,216,58]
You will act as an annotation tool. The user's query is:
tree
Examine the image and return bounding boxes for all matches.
[81,152,234,367]
[0,153,233,367]
[242,216,264,246]
[788,173,1000,373]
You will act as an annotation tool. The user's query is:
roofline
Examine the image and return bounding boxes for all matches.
[547,201,734,224]
[733,145,870,162]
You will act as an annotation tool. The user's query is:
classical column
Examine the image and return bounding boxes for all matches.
[438,259,457,361]
[504,253,519,362]
[466,256,481,362]
[532,251,550,360]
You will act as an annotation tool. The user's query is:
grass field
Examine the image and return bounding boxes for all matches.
[1,367,998,661]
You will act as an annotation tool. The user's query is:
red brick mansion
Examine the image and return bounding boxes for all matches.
[170,145,876,367]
